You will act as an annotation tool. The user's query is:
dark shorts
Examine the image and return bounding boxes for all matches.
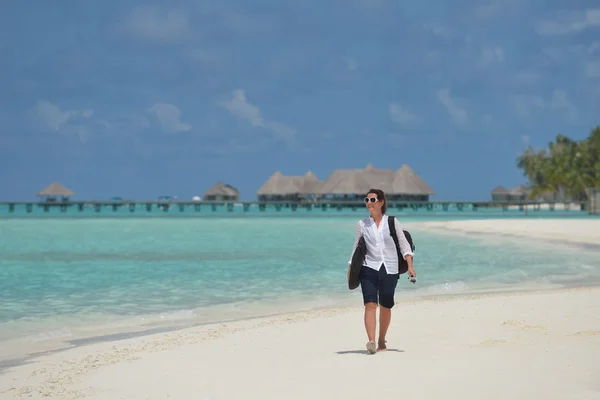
[359,264,399,309]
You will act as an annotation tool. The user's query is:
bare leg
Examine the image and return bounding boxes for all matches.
[377,306,391,351]
[364,302,377,342]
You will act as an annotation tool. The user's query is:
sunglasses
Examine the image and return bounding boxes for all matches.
[364,197,379,203]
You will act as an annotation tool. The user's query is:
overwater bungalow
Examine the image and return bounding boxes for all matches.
[256,171,322,202]
[490,185,511,201]
[203,182,240,202]
[314,164,434,202]
[491,184,567,203]
[36,182,74,202]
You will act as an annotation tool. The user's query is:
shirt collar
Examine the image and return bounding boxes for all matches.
[369,214,387,222]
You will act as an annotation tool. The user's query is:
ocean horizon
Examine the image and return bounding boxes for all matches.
[1,212,599,361]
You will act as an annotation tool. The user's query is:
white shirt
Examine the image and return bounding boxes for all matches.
[348,214,414,274]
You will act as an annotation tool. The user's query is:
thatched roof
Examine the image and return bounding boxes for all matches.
[394,164,435,194]
[37,182,74,197]
[204,182,239,197]
[257,170,322,195]
[492,184,537,198]
[315,164,434,195]
[257,171,285,195]
[313,169,364,194]
[491,185,509,194]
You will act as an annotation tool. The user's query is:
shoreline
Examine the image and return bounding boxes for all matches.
[3,280,595,366]
[413,218,600,247]
[1,284,598,365]
[2,278,598,365]
[1,284,599,399]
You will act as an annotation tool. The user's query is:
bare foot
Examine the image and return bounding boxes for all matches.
[377,340,387,352]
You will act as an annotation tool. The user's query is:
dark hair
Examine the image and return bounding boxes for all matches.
[366,188,386,215]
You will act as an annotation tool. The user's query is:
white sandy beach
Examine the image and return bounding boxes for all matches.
[415,218,600,246]
[1,219,599,400]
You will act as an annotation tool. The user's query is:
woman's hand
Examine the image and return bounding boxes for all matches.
[408,266,416,278]
[405,255,416,278]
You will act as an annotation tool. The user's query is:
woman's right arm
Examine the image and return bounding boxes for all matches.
[347,221,362,265]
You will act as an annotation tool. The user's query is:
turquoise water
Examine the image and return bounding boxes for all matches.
[1,215,599,358]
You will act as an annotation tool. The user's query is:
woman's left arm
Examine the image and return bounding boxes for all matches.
[394,217,415,274]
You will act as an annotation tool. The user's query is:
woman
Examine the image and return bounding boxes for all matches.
[347,188,415,354]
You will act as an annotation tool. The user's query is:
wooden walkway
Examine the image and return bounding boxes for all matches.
[0,200,590,214]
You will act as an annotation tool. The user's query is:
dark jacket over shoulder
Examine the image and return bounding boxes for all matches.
[348,236,366,290]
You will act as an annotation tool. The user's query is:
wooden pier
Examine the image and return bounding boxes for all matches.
[0,199,590,215]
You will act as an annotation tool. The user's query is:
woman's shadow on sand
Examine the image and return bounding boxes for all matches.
[336,348,404,355]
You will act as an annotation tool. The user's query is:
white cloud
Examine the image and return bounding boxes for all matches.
[585,60,600,78]
[436,89,468,125]
[123,6,189,42]
[550,89,577,120]
[389,103,417,125]
[220,90,263,127]
[147,103,192,133]
[535,8,600,36]
[511,94,545,118]
[219,89,297,146]
[423,23,451,38]
[511,90,577,120]
[478,46,504,67]
[33,100,72,131]
[31,100,91,142]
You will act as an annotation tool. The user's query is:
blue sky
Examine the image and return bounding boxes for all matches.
[1,0,599,201]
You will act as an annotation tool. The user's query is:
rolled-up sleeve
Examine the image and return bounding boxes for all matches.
[347,221,363,265]
[394,217,414,259]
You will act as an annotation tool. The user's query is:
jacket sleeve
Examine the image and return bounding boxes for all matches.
[394,217,414,259]
[347,221,363,265]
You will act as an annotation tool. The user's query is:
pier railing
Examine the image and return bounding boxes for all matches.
[0,199,590,215]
